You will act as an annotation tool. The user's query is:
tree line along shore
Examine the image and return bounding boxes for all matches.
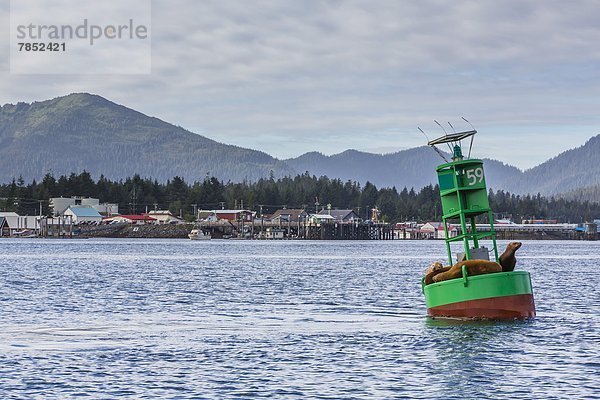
[1,171,599,224]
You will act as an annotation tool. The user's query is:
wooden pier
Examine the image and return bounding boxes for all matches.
[303,222,394,240]
[198,220,394,240]
[474,223,597,240]
[39,216,74,238]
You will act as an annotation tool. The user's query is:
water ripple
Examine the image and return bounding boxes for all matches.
[0,239,598,398]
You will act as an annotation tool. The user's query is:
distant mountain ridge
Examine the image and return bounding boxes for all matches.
[284,148,525,192]
[284,135,600,196]
[0,93,598,197]
[285,148,438,190]
[0,93,294,183]
[504,135,600,196]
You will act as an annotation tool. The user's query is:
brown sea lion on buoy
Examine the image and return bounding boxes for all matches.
[424,261,451,285]
[425,261,444,275]
[499,242,522,272]
[432,259,502,283]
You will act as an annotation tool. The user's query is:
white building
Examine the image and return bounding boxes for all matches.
[0,212,19,231]
[63,206,103,224]
[103,215,157,225]
[308,214,336,225]
[420,222,458,239]
[50,196,118,216]
[198,211,218,222]
[317,209,361,222]
[145,210,185,224]
[0,212,41,235]
[265,227,285,239]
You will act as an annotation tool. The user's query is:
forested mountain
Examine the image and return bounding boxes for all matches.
[0,93,597,198]
[504,135,600,196]
[285,148,523,192]
[0,93,294,183]
[559,184,600,204]
[284,137,600,197]
[285,148,439,191]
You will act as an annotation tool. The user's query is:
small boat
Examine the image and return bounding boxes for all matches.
[12,229,38,238]
[188,228,211,240]
[420,125,535,320]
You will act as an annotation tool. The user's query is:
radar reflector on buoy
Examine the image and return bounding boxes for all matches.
[423,118,477,161]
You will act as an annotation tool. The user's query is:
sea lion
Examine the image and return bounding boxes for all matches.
[425,261,444,275]
[424,261,451,285]
[499,242,522,272]
[432,259,502,283]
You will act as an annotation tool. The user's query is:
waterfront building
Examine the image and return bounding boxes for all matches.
[317,209,360,222]
[145,210,185,224]
[308,214,336,225]
[103,214,157,225]
[196,209,253,222]
[265,227,286,239]
[214,210,254,222]
[394,222,418,239]
[197,210,218,222]
[0,212,19,231]
[0,212,43,236]
[50,196,118,216]
[63,206,103,225]
[270,209,308,223]
[419,222,458,239]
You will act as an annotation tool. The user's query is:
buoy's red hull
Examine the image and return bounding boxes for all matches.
[427,294,535,320]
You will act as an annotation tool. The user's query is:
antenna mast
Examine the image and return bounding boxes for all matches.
[423,119,477,162]
[419,127,448,163]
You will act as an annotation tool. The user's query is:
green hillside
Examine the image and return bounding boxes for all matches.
[1,93,597,198]
[0,93,294,183]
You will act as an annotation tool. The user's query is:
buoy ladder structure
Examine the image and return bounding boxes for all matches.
[420,121,535,319]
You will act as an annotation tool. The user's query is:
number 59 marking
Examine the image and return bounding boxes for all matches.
[465,167,484,185]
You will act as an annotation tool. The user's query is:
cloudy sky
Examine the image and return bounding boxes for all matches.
[1,0,599,169]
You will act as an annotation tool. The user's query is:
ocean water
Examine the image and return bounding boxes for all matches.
[0,239,598,399]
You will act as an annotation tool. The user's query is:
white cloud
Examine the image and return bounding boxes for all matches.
[1,0,600,168]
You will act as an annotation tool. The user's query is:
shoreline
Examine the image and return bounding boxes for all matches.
[25,223,595,241]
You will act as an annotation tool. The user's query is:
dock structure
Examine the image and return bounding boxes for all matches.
[394,221,598,241]
[302,222,394,240]
[196,219,598,241]
[38,216,74,238]
[197,220,394,240]
[475,223,597,240]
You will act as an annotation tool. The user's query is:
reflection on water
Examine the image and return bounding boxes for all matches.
[0,239,598,398]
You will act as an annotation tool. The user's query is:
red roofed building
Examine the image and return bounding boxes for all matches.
[420,222,458,239]
[214,210,254,222]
